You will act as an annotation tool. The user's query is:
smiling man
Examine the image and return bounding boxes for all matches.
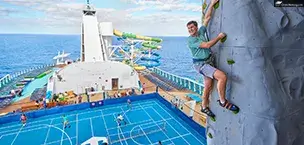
[186,0,239,120]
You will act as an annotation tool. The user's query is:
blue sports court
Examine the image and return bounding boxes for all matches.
[0,97,206,145]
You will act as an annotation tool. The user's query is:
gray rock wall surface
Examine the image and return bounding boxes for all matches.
[203,0,304,145]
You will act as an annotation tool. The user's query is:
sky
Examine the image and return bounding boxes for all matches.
[0,0,202,36]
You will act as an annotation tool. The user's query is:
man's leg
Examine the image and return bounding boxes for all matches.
[64,122,67,128]
[196,63,216,118]
[213,68,239,112]
[213,69,227,103]
[202,76,213,109]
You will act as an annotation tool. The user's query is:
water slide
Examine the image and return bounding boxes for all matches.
[113,29,162,50]
[82,16,106,62]
[46,74,54,100]
[202,0,304,145]
[112,29,163,70]
[113,29,162,43]
[138,51,161,68]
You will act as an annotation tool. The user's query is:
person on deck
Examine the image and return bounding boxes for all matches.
[141,83,146,94]
[158,141,162,145]
[62,115,71,129]
[20,113,27,126]
[186,0,239,119]
[127,99,132,109]
[116,114,127,126]
[42,97,46,108]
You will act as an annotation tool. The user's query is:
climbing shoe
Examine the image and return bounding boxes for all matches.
[201,107,216,121]
[217,100,240,114]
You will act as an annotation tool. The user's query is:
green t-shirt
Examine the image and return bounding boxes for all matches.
[187,26,211,59]
[63,116,67,122]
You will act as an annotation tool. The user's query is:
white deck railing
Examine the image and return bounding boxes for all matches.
[152,67,204,95]
[0,64,55,89]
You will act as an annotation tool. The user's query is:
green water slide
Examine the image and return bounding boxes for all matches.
[113,29,162,43]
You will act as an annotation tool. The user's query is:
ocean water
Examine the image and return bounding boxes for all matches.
[0,34,200,80]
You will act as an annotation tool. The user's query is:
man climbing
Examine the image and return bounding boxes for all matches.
[186,0,239,120]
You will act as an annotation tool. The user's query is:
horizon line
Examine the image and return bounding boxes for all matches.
[0,33,188,37]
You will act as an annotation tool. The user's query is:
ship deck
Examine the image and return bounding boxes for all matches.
[0,70,206,127]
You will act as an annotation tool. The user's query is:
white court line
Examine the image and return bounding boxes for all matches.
[1,101,160,144]
[151,133,191,145]
[0,101,157,131]
[151,107,190,145]
[111,120,173,144]
[0,105,155,136]
[138,103,173,144]
[113,114,128,145]
[139,126,152,144]
[0,118,54,131]
[120,107,131,124]
[90,118,94,137]
[1,117,88,139]
[1,105,158,142]
[104,106,155,131]
[10,125,24,145]
[43,119,53,145]
[100,110,118,145]
[107,118,152,131]
[76,114,78,145]
[108,118,173,135]
[154,103,204,145]
[108,118,173,137]
[60,122,65,145]
[42,136,77,145]
[42,124,72,145]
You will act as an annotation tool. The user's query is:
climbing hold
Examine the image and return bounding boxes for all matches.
[227,59,235,65]
[214,1,220,9]
[233,109,239,114]
[202,3,207,10]
[210,116,216,122]
[280,15,289,29]
[220,35,227,43]
[208,133,213,138]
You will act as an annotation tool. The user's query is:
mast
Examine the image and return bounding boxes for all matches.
[83,0,96,16]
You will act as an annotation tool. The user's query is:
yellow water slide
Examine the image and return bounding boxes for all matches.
[113,29,162,43]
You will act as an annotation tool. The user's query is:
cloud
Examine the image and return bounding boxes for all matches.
[0,7,20,16]
[0,0,202,36]
[124,0,201,12]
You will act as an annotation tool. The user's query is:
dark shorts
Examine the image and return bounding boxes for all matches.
[193,55,217,79]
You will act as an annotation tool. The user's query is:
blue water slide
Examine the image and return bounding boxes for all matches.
[46,91,52,99]
[111,46,126,61]
[110,57,125,61]
[137,50,161,68]
[140,51,161,61]
[137,59,161,68]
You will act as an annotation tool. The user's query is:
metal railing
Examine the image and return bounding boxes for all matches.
[152,67,204,95]
[0,64,55,89]
[158,89,206,127]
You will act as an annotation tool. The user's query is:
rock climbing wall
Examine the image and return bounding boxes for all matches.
[203,0,304,145]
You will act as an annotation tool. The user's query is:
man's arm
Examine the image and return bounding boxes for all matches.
[202,0,218,27]
[199,33,226,48]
